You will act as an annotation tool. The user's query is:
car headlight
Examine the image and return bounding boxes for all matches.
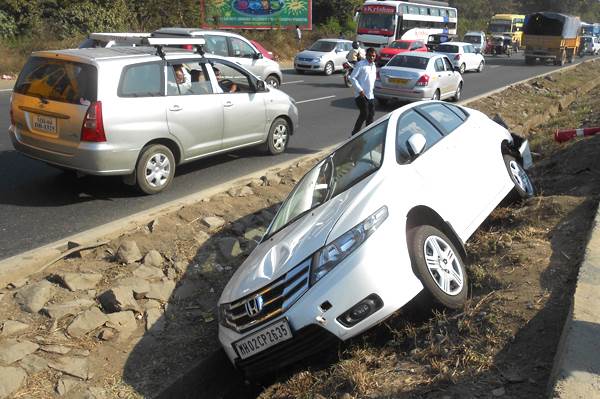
[313,57,322,62]
[310,206,388,285]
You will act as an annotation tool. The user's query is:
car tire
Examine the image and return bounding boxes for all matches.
[432,89,440,101]
[408,225,468,309]
[477,61,484,72]
[264,117,289,155]
[136,144,175,195]
[459,63,466,74]
[265,74,281,88]
[503,154,535,201]
[451,82,462,102]
[324,61,334,76]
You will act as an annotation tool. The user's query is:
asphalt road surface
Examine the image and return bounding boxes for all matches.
[0,53,596,260]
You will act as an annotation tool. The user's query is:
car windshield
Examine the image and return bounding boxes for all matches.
[437,44,459,53]
[390,41,411,49]
[463,36,480,44]
[265,120,388,239]
[387,55,429,69]
[309,41,337,52]
[489,22,511,33]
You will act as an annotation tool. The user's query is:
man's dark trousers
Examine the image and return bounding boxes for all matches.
[352,95,375,135]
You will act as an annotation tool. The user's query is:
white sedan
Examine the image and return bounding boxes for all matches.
[217,101,534,377]
[436,41,486,74]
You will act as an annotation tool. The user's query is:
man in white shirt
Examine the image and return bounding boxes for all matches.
[296,25,302,49]
[349,47,377,135]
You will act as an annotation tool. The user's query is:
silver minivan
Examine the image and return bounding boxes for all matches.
[152,28,284,88]
[9,39,298,194]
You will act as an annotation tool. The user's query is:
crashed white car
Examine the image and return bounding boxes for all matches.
[217,101,534,376]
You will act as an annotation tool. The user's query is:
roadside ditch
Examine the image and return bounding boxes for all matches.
[0,59,598,399]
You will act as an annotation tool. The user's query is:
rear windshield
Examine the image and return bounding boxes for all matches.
[14,57,97,105]
[309,41,337,52]
[437,44,459,53]
[387,55,429,69]
[390,41,411,49]
[463,36,481,44]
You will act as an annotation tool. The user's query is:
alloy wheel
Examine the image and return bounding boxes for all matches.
[145,152,171,188]
[423,235,464,296]
[508,159,534,196]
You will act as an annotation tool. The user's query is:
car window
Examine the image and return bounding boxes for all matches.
[210,60,253,94]
[230,37,255,58]
[418,103,464,135]
[119,62,161,98]
[438,44,458,53]
[387,55,429,69]
[443,57,454,71]
[309,41,337,52]
[396,110,443,164]
[391,41,411,49]
[204,35,229,56]
[443,103,469,120]
[167,62,212,96]
[434,58,444,72]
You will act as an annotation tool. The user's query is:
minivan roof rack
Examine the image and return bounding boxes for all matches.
[144,37,206,58]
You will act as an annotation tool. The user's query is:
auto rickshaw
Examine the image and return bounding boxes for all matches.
[490,35,512,57]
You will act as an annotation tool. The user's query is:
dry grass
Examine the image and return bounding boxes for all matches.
[0,36,82,76]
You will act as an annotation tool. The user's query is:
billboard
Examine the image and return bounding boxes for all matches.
[200,0,312,29]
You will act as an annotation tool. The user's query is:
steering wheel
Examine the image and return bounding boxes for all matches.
[219,79,234,91]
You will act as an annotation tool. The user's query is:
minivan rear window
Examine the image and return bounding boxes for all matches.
[14,57,97,105]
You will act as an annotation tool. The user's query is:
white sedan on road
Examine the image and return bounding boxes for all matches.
[217,101,534,377]
[436,41,486,74]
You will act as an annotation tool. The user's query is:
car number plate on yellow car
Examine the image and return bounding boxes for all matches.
[233,318,292,359]
[388,77,408,85]
[32,114,57,135]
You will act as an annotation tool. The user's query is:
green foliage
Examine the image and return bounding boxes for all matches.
[0,10,17,38]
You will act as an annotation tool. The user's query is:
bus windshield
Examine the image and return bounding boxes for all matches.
[489,21,512,33]
[358,13,396,36]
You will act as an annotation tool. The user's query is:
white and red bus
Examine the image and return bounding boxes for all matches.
[356,0,457,51]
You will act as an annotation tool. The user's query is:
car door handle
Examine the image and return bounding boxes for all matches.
[224,101,233,108]
[169,105,182,112]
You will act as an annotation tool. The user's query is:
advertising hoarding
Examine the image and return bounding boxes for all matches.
[201,0,312,29]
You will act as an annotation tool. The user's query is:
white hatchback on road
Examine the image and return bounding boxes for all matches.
[217,101,534,377]
[436,42,486,74]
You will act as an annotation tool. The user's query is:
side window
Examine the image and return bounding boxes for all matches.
[230,37,255,58]
[210,61,252,94]
[443,103,468,120]
[167,62,213,96]
[204,35,229,56]
[434,58,445,72]
[443,57,454,71]
[418,103,464,134]
[120,63,161,97]
[396,110,443,164]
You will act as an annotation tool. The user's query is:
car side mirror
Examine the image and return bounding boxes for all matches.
[407,133,427,156]
[253,52,263,59]
[454,66,461,72]
[256,80,267,92]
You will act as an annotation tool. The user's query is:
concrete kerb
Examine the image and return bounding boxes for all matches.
[549,203,600,399]
[0,146,336,288]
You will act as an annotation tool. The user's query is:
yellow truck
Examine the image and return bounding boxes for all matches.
[488,14,525,49]
[523,12,581,66]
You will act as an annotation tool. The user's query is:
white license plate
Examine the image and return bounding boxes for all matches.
[234,318,292,360]
[32,114,57,135]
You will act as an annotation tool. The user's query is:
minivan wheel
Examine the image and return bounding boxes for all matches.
[459,63,466,74]
[136,144,175,195]
[477,61,484,72]
[408,225,467,309]
[324,61,334,76]
[265,74,281,88]
[503,154,535,201]
[451,82,462,102]
[431,89,440,101]
[265,117,289,155]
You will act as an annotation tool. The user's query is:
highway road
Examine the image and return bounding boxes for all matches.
[0,53,595,260]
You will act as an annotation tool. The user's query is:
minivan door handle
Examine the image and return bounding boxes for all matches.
[169,105,183,112]
[224,101,233,108]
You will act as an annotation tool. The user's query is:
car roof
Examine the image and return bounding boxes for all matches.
[394,51,441,59]
[152,27,241,38]
[316,38,353,43]
[464,31,485,35]
[439,42,469,47]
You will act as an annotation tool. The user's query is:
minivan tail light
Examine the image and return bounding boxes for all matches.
[182,44,193,50]
[416,74,430,86]
[81,101,106,142]
[454,54,461,61]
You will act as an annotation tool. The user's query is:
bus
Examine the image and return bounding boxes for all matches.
[356,0,457,52]
[581,22,600,37]
[488,14,526,48]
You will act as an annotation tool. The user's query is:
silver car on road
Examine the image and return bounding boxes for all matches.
[9,39,298,194]
[374,52,463,105]
[294,39,353,75]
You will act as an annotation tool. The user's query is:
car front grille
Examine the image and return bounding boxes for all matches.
[297,57,313,62]
[235,324,340,378]
[222,257,311,334]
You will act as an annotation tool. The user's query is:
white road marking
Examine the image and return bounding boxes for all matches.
[282,80,304,85]
[488,65,500,68]
[296,95,336,104]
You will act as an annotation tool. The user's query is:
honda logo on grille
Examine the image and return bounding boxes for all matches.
[245,295,264,317]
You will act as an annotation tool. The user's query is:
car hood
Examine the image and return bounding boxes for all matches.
[380,48,409,56]
[220,188,358,303]
[296,50,330,59]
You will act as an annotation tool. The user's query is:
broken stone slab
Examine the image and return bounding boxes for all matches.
[141,300,162,311]
[15,280,55,313]
[145,280,176,302]
[132,265,164,280]
[105,311,138,341]
[248,178,264,188]
[228,186,254,197]
[67,307,108,338]
[55,272,103,291]
[217,237,243,260]
[0,366,27,398]
[98,287,141,313]
[0,339,39,365]
[19,353,48,374]
[0,321,29,337]
[42,299,95,320]
[143,250,164,268]
[40,345,71,355]
[116,240,142,264]
[56,377,84,396]
[97,328,115,341]
[48,356,90,380]
[261,172,282,186]
[244,227,265,241]
[201,216,226,231]
[70,348,90,357]
[6,279,28,290]
[115,277,150,299]
[194,231,210,245]
[145,308,165,335]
